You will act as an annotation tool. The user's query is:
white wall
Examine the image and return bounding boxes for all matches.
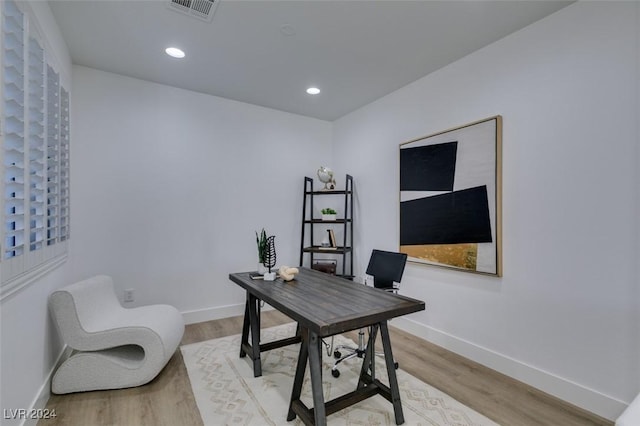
[0,2,73,425]
[332,1,639,420]
[70,66,332,321]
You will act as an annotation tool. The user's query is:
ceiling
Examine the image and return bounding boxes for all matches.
[49,0,571,121]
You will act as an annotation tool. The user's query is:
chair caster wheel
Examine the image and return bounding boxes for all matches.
[334,350,341,359]
[394,362,399,370]
[331,369,340,378]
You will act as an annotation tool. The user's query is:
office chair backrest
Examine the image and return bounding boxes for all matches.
[365,249,408,290]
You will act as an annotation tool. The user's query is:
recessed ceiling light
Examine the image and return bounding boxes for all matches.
[306,87,320,95]
[280,24,296,36]
[165,47,185,59]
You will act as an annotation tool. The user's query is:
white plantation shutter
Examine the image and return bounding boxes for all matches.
[2,0,26,261]
[1,0,70,297]
[28,36,45,252]
[59,87,69,241]
[46,64,59,246]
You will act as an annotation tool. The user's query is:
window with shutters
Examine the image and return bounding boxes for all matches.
[1,0,70,298]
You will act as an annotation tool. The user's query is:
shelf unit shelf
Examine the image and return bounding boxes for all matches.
[303,219,352,224]
[305,190,353,196]
[302,246,353,254]
[299,174,354,279]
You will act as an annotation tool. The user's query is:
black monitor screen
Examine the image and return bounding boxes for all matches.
[365,249,408,289]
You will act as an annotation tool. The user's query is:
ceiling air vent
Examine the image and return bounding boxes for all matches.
[167,0,219,22]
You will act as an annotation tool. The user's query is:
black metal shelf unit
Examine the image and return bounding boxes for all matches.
[299,174,354,279]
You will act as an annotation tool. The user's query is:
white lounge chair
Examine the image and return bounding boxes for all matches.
[49,275,184,394]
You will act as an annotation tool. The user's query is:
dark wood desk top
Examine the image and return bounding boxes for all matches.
[229,267,425,337]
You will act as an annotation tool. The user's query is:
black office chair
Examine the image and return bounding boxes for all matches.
[330,249,408,378]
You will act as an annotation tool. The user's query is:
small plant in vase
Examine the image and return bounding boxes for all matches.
[255,229,268,274]
[321,208,337,221]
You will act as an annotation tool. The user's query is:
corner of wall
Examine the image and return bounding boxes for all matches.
[21,346,72,426]
[635,0,640,393]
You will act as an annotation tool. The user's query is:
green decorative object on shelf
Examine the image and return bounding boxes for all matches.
[321,208,337,221]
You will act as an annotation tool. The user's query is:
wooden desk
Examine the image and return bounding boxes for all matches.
[229,267,425,426]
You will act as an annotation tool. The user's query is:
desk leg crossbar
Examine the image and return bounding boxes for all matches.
[287,321,405,426]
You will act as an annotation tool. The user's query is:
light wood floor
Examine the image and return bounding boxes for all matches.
[41,310,612,426]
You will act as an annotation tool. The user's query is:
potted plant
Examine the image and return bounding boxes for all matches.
[321,208,337,221]
[256,228,268,274]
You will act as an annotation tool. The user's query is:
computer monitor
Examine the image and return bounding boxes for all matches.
[365,249,408,290]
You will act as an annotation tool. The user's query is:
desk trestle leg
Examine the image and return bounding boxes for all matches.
[288,328,328,426]
[308,331,326,425]
[380,321,404,424]
[357,324,379,390]
[288,322,405,426]
[239,299,250,358]
[239,294,262,377]
[288,330,309,422]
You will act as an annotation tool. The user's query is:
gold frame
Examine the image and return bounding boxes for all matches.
[399,115,502,277]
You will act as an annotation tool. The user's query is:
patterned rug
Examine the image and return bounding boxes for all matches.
[181,323,499,426]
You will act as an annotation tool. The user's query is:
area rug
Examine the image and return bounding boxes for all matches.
[181,323,499,426]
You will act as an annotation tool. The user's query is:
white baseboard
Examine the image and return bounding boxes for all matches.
[181,302,277,325]
[181,303,245,325]
[22,345,72,426]
[392,317,627,421]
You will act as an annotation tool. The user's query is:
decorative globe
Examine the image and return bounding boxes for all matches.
[317,166,336,190]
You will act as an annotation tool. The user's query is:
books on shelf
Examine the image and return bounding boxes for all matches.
[328,229,337,248]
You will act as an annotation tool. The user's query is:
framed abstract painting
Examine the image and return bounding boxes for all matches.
[399,116,502,276]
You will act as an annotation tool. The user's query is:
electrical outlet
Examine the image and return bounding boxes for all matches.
[124,288,135,303]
